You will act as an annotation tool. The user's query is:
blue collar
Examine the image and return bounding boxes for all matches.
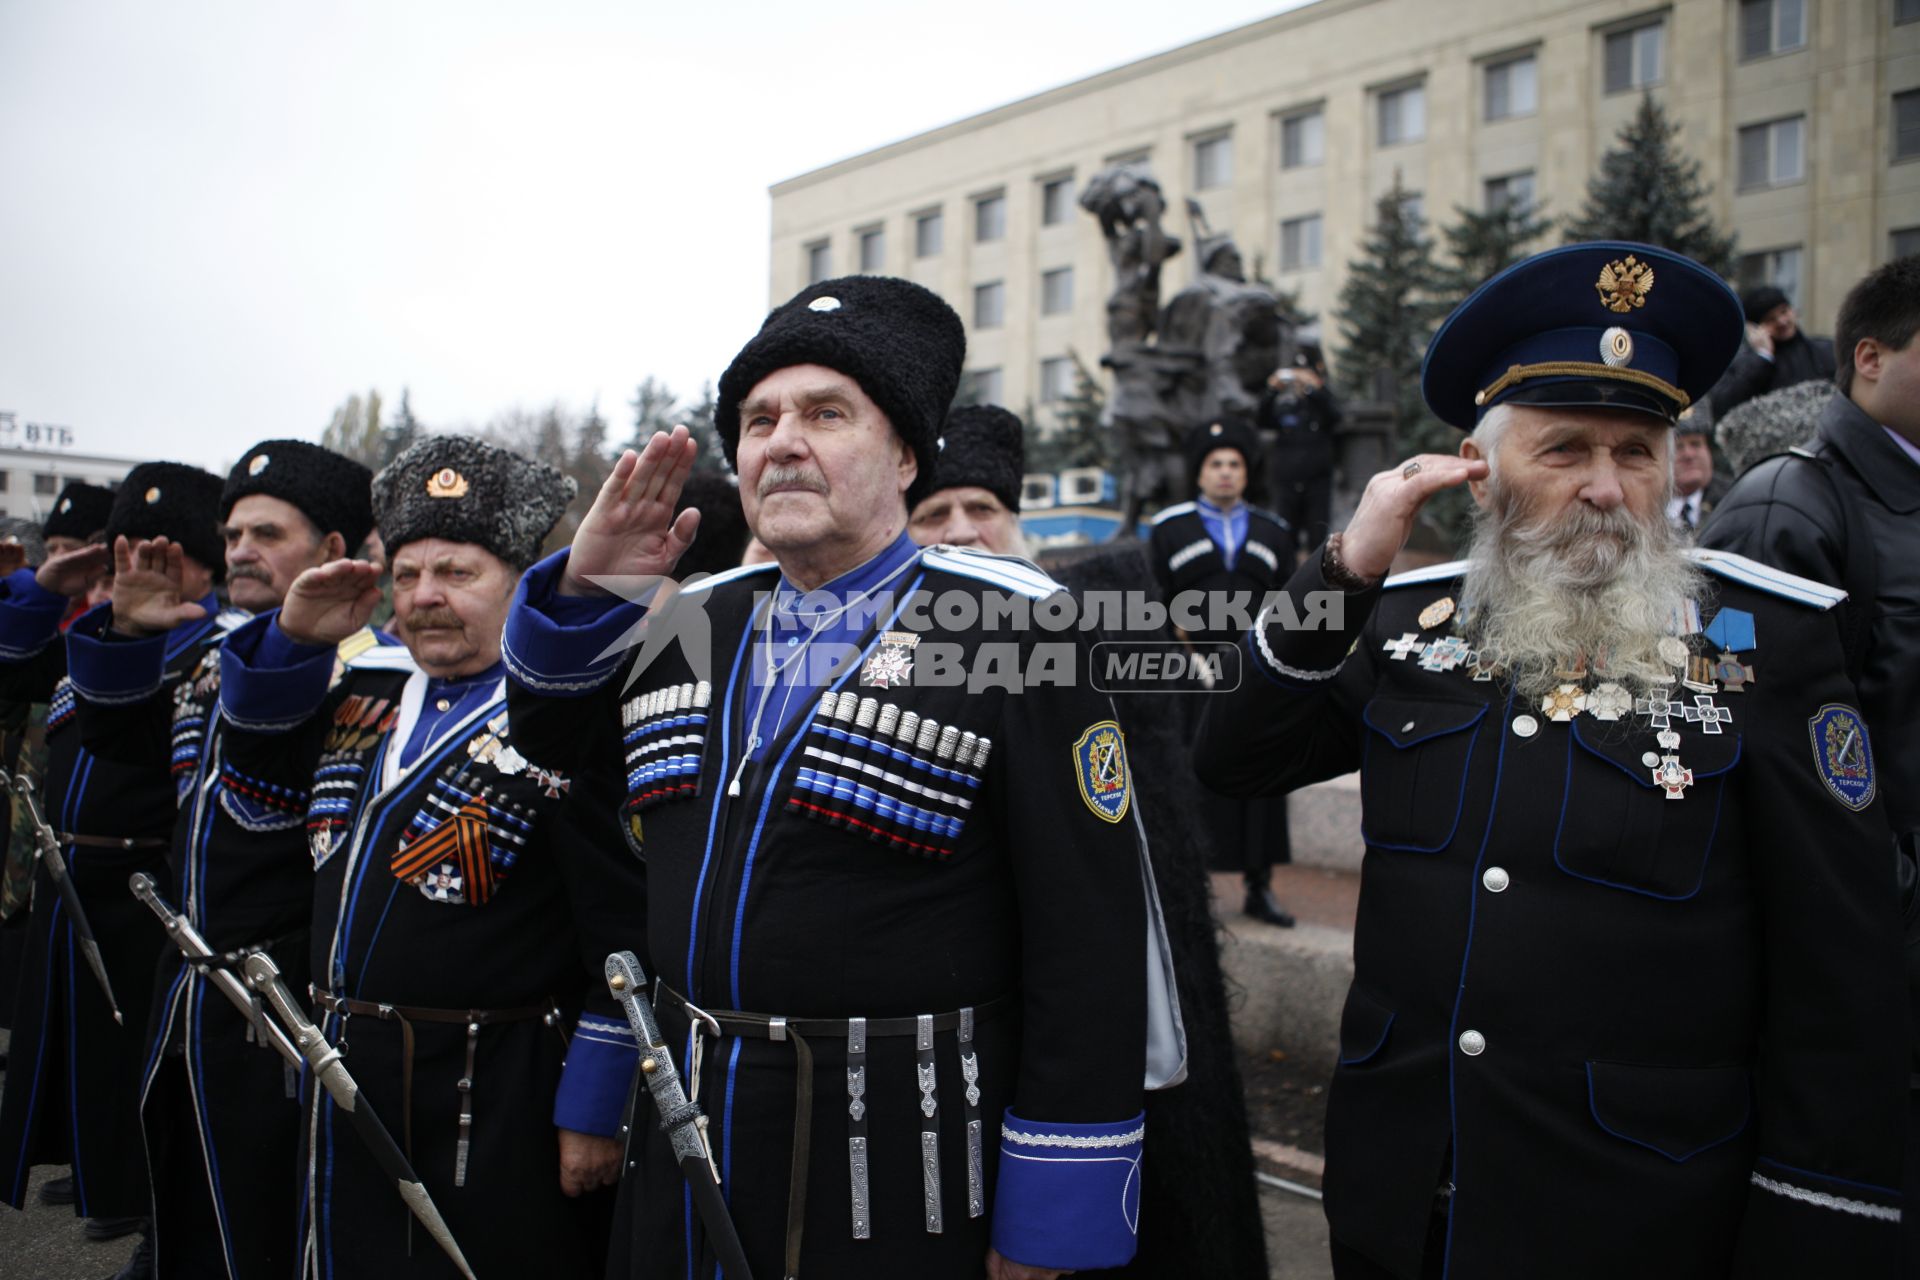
[770,530,921,630]
[426,659,506,693]
[1195,496,1244,518]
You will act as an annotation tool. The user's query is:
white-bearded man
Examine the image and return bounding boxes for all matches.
[1197,242,1906,1279]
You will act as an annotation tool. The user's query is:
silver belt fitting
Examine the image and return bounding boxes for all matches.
[957,1006,983,1219]
[454,1020,479,1186]
[847,1016,870,1240]
[917,1013,942,1233]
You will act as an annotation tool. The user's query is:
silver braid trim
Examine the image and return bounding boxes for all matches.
[1000,1124,1146,1150]
[1749,1172,1901,1223]
[1252,601,1345,683]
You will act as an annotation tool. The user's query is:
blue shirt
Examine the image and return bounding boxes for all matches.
[1196,497,1249,570]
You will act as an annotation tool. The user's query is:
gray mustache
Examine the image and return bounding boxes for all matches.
[758,466,827,498]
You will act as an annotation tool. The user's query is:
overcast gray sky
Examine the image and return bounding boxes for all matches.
[0,1,1306,472]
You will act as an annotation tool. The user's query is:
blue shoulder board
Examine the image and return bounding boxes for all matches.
[1148,502,1196,527]
[923,546,1063,600]
[1689,548,1845,611]
[1383,559,1469,590]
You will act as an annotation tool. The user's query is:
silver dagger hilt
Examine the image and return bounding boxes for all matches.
[605,950,713,1169]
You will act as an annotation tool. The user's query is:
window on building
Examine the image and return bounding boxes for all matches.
[975,193,1007,243]
[1738,116,1805,188]
[1737,246,1803,308]
[1603,19,1665,93]
[1193,133,1233,190]
[1280,108,1325,169]
[1378,83,1426,146]
[914,209,943,258]
[1484,171,1536,212]
[805,240,831,285]
[32,474,56,496]
[963,367,1005,405]
[1041,267,1074,315]
[1279,214,1324,271]
[1039,356,1077,403]
[1891,226,1920,260]
[0,473,10,492]
[1900,0,1920,25]
[1484,53,1539,121]
[857,227,885,273]
[1040,175,1075,226]
[1740,0,1807,59]
[974,281,1006,329]
[1898,90,1920,162]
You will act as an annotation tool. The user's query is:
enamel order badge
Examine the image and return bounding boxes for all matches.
[1808,703,1875,812]
[1073,720,1132,824]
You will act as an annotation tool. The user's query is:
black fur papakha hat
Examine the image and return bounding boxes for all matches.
[715,275,966,509]
[42,482,116,542]
[107,462,227,579]
[1185,418,1261,483]
[926,404,1026,513]
[221,439,374,551]
[372,434,575,569]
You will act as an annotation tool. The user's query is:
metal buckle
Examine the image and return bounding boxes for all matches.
[769,1016,788,1043]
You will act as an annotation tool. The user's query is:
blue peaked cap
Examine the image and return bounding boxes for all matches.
[1422,241,1744,430]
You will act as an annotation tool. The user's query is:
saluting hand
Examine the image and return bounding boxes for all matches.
[34,542,111,600]
[277,559,382,648]
[559,427,702,597]
[110,537,209,636]
[1338,454,1490,582]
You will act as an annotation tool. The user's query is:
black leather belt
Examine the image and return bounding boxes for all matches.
[655,983,1011,1276]
[56,831,167,850]
[312,988,562,1185]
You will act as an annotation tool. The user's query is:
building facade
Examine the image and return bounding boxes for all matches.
[769,0,1920,417]
[0,414,140,523]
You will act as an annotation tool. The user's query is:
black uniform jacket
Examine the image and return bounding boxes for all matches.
[1701,392,1920,839]
[1146,501,1290,648]
[65,609,385,1280]
[0,581,219,1220]
[1196,548,1906,1279]
[216,620,644,1279]
[502,543,1158,1278]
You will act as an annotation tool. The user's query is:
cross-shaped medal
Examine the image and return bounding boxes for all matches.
[1683,695,1732,735]
[1651,754,1694,799]
[1635,686,1685,730]
[1382,633,1425,661]
[1418,636,1472,672]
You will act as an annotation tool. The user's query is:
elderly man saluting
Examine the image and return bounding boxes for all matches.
[1198,243,1906,1278]
[502,275,1172,1280]
[203,436,646,1277]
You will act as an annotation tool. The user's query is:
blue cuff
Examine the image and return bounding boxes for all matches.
[218,612,335,732]
[0,568,71,661]
[65,604,169,705]
[991,1109,1145,1271]
[501,549,643,698]
[552,1013,640,1137]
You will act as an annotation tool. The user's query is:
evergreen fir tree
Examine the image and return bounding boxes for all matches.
[1436,197,1551,308]
[1563,93,1736,274]
[381,387,424,466]
[1335,177,1468,549]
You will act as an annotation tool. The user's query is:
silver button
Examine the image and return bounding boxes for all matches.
[1641,751,1660,768]
[1510,715,1539,738]
[1458,1030,1486,1056]
[1401,721,1416,733]
[1482,866,1509,893]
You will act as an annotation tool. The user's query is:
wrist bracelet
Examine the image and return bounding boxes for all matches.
[1322,533,1383,592]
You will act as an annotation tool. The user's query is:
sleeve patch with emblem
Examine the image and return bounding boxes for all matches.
[1808,704,1875,812]
[1073,720,1132,824]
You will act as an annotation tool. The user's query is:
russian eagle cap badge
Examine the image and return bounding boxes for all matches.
[1596,255,1655,314]
[426,467,469,500]
[1073,720,1131,824]
[1809,704,1875,811]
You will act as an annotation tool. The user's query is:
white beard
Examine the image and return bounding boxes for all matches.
[1460,479,1708,699]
